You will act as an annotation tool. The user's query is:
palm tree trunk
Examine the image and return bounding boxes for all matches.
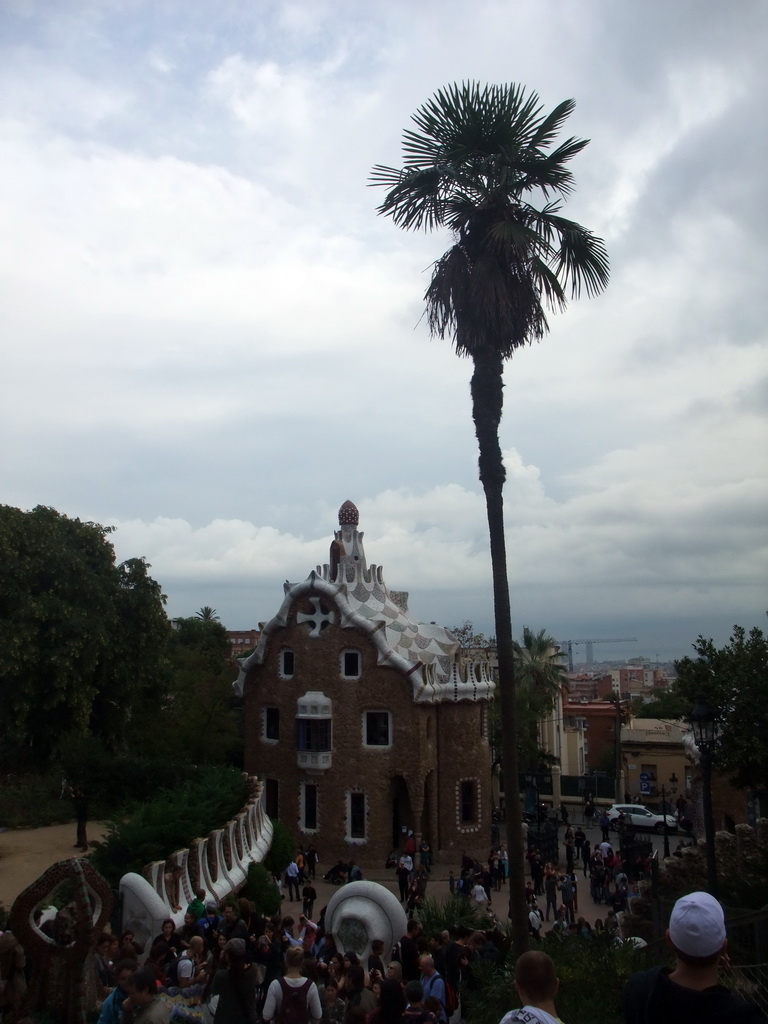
[470,347,529,954]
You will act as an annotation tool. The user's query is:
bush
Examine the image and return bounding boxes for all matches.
[465,932,651,1024]
[264,819,294,877]
[0,773,73,828]
[417,895,489,936]
[89,765,247,889]
[0,747,233,830]
[411,897,651,1024]
[241,861,282,916]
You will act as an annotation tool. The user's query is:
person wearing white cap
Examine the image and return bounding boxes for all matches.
[621,891,766,1022]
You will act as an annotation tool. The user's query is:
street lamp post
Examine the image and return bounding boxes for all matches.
[689,696,718,898]
[660,772,678,860]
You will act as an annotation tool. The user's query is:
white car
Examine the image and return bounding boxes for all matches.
[606,803,677,833]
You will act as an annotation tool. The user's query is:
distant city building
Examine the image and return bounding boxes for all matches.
[621,718,688,801]
[226,629,261,654]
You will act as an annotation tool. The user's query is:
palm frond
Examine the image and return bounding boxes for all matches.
[552,224,610,298]
[528,98,576,149]
[372,80,609,348]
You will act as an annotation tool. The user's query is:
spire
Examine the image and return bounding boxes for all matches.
[338,500,359,526]
[330,500,367,582]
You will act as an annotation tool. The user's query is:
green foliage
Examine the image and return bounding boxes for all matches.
[632,686,688,720]
[413,896,649,1024]
[674,624,768,789]
[131,616,243,765]
[450,621,496,649]
[264,819,295,877]
[465,932,651,1024]
[0,773,73,828]
[416,896,489,936]
[196,606,220,621]
[514,627,568,769]
[0,505,170,761]
[88,764,247,889]
[242,861,282,916]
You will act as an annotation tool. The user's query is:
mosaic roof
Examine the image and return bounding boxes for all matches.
[235,502,494,704]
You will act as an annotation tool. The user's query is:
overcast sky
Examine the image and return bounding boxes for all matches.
[2,0,766,662]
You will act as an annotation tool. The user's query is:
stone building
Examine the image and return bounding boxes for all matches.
[236,500,494,865]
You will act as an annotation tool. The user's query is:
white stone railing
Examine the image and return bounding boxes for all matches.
[119,775,273,951]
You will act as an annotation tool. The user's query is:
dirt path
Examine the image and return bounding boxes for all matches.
[0,821,107,909]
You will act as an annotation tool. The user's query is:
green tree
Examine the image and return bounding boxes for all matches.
[515,627,569,767]
[0,505,170,760]
[630,686,688,721]
[196,606,220,621]
[450,620,496,649]
[674,624,768,790]
[134,616,243,765]
[372,82,609,948]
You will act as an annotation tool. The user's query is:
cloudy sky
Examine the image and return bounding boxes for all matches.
[1,0,766,662]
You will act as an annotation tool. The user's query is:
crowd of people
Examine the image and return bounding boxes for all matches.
[3,829,766,1024]
[82,882,514,1024]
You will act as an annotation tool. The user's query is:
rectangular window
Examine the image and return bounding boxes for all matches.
[281,650,294,677]
[349,791,365,839]
[265,778,279,819]
[342,651,361,678]
[264,707,279,741]
[365,711,390,747]
[297,718,332,752]
[303,783,318,831]
[460,780,477,823]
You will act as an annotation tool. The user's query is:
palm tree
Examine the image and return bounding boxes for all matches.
[196,606,219,622]
[515,627,569,764]
[371,81,609,950]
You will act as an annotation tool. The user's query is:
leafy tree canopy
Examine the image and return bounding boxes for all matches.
[0,505,170,760]
[674,624,768,790]
[450,620,496,648]
[129,616,243,766]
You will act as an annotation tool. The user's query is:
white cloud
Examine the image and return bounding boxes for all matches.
[0,0,766,659]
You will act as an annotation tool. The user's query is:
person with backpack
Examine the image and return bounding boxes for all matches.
[262,946,322,1024]
[621,891,767,1023]
[418,956,448,1023]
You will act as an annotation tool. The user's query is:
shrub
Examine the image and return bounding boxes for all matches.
[0,774,73,828]
[264,819,294,877]
[417,895,488,936]
[241,861,282,916]
[411,896,651,1024]
[89,765,247,889]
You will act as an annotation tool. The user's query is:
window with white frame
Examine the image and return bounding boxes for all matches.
[340,649,361,679]
[364,711,391,747]
[301,782,318,832]
[348,790,366,840]
[280,649,295,678]
[296,718,331,752]
[263,707,279,741]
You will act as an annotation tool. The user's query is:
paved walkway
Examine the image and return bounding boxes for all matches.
[0,821,640,933]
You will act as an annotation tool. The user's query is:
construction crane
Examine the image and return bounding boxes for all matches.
[557,637,638,672]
